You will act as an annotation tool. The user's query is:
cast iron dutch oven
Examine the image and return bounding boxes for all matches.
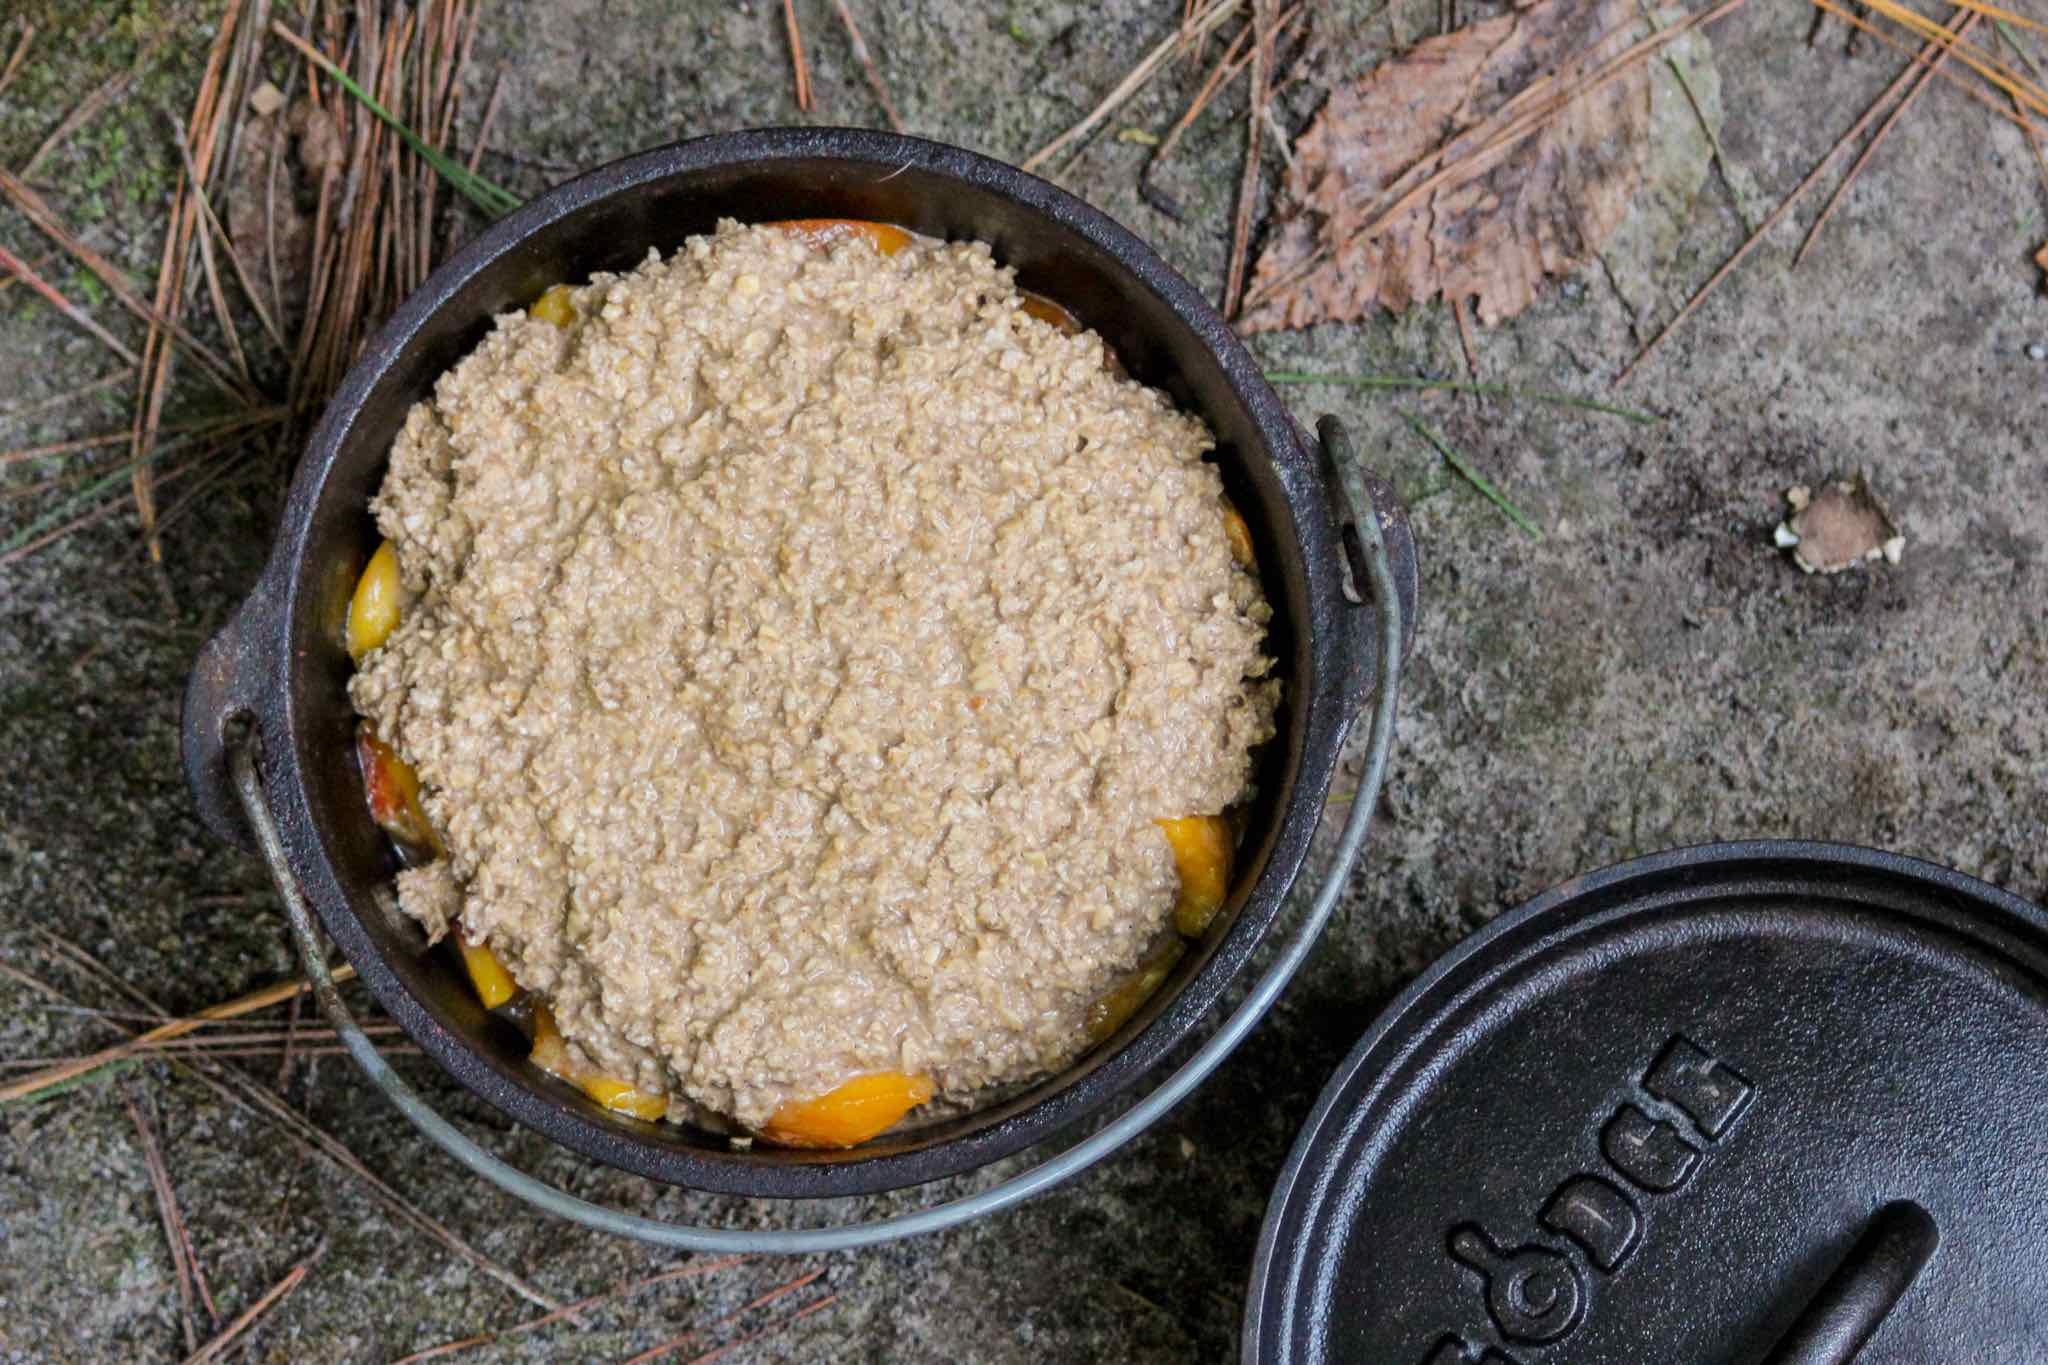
[181,129,1418,1204]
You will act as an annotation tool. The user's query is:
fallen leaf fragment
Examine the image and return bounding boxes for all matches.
[2036,240,2047,293]
[1241,0,1651,331]
[248,79,285,118]
[1773,477,1903,574]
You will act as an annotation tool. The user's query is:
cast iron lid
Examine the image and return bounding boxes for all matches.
[1245,841,2048,1364]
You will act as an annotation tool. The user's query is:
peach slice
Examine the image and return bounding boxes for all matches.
[528,283,576,326]
[529,1006,668,1122]
[346,539,401,660]
[759,1071,935,1149]
[1158,814,1232,937]
[1086,936,1188,1045]
[456,928,518,1010]
[356,726,439,855]
[1220,497,1255,568]
[766,218,913,256]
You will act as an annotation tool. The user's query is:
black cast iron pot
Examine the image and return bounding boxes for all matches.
[182,128,1417,1199]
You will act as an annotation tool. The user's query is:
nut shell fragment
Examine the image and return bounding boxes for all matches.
[1773,476,1903,575]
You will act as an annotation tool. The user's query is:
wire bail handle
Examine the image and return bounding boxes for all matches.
[235,416,1405,1251]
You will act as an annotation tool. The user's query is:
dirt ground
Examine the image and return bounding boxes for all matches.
[1,0,2044,1361]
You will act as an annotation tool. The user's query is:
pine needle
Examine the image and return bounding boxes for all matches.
[1855,0,2048,112]
[1023,0,1246,172]
[1949,0,2048,36]
[0,22,34,100]
[0,242,142,367]
[782,0,814,113]
[1797,9,1980,266]
[1244,0,1756,315]
[179,1242,324,1365]
[1223,0,1277,318]
[1267,370,1661,423]
[269,21,521,217]
[1614,5,1972,388]
[621,1269,829,1365]
[1808,0,2048,129]
[0,955,349,1103]
[831,0,903,131]
[1402,413,1544,539]
[0,169,254,401]
[389,1256,755,1363]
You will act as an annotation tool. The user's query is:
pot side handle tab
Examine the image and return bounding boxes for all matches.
[1315,416,1419,701]
[181,585,279,852]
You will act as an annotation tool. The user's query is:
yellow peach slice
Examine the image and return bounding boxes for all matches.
[1086,936,1187,1045]
[528,283,576,327]
[346,539,401,660]
[456,930,518,1010]
[529,1006,669,1122]
[1158,814,1232,937]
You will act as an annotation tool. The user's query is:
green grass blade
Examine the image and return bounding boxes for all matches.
[0,1057,144,1107]
[271,22,522,219]
[1402,413,1545,540]
[1266,370,1661,424]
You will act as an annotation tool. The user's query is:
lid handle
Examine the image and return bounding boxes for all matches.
[1763,1200,1939,1365]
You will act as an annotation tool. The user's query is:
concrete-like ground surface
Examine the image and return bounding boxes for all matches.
[2,0,2043,1360]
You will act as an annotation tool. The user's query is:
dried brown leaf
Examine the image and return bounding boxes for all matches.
[2036,240,2048,292]
[1242,0,1652,331]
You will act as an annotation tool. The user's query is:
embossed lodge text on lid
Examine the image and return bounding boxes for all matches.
[1244,841,2048,1365]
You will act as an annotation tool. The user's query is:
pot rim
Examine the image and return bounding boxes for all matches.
[224,127,1376,1197]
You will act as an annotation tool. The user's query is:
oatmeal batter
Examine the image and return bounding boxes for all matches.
[350,221,1276,1126]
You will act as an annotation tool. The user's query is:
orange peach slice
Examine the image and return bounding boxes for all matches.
[1019,290,1084,336]
[766,218,913,256]
[759,1071,935,1149]
[356,726,439,854]
[1220,497,1255,568]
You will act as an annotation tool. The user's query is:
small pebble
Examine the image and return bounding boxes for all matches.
[2027,342,2046,362]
